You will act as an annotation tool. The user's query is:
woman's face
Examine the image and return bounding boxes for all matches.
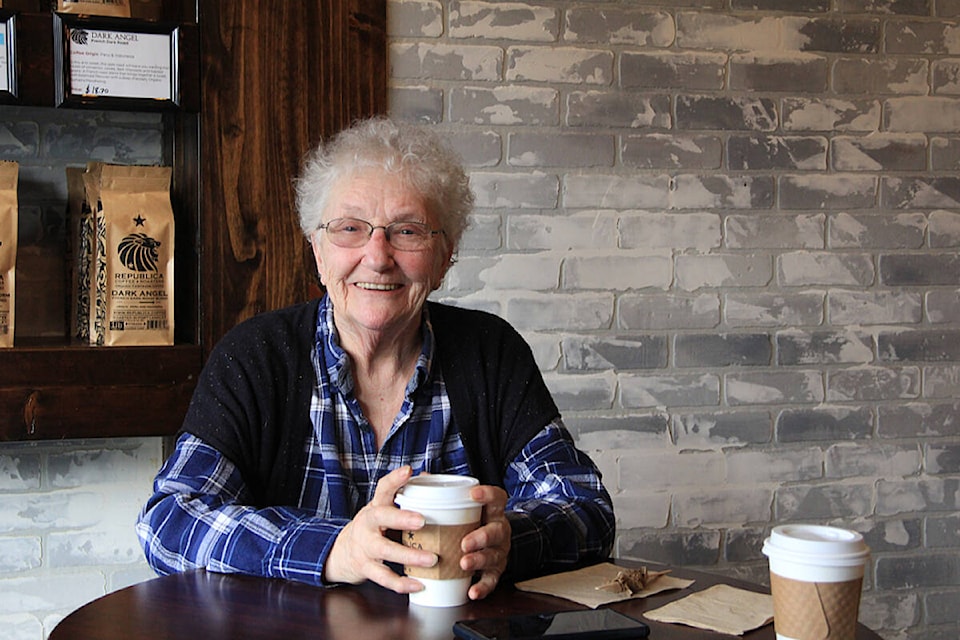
[311,169,453,343]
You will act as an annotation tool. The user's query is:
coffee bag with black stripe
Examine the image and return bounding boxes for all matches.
[0,161,18,348]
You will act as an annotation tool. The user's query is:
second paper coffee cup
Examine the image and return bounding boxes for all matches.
[762,524,870,640]
[394,474,481,607]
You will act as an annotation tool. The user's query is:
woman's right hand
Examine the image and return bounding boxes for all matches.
[323,465,437,593]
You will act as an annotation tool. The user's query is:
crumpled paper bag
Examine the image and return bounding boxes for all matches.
[515,562,694,609]
[644,583,774,636]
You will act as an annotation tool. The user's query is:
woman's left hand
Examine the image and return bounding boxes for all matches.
[459,484,511,600]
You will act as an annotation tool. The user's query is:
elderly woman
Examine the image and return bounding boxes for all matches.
[136,117,615,600]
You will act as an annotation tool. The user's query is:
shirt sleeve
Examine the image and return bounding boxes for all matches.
[135,433,346,587]
[503,419,616,582]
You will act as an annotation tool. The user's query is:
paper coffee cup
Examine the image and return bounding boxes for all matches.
[762,524,870,640]
[395,474,481,607]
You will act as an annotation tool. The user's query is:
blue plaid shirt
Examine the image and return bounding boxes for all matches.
[137,300,614,586]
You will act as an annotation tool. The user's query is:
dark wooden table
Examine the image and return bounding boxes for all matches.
[50,564,885,640]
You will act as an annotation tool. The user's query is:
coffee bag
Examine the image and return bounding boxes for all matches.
[56,0,132,18]
[93,164,174,346]
[0,161,18,348]
[78,162,104,343]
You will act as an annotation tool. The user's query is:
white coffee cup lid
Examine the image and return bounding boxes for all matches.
[395,474,479,510]
[763,524,869,566]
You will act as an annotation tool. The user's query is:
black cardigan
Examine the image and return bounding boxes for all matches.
[180,299,560,507]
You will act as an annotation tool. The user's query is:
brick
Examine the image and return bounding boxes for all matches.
[563,335,667,371]
[618,529,721,566]
[389,85,443,124]
[927,443,960,473]
[0,452,41,490]
[506,46,613,84]
[927,289,960,322]
[726,370,823,405]
[446,254,559,291]
[726,448,823,484]
[724,526,769,565]
[880,254,960,285]
[857,518,924,554]
[726,214,825,249]
[443,130,501,167]
[676,254,773,290]
[562,254,672,290]
[828,290,922,325]
[730,53,828,92]
[885,20,960,54]
[0,121,38,159]
[563,174,670,209]
[834,57,928,94]
[728,136,827,171]
[674,487,773,527]
[387,0,443,37]
[542,372,616,411]
[672,175,776,210]
[877,477,960,515]
[450,85,558,126]
[776,482,874,519]
[933,59,960,94]
[734,0,830,10]
[619,372,720,408]
[824,443,921,478]
[507,213,617,250]
[879,401,960,437]
[524,332,560,370]
[779,174,878,209]
[507,132,614,167]
[724,291,824,327]
[0,536,41,572]
[622,134,722,170]
[612,492,671,529]
[929,209,960,247]
[504,292,613,330]
[0,492,103,533]
[0,614,43,640]
[673,411,773,447]
[832,133,928,171]
[778,252,875,286]
[828,366,921,401]
[876,552,960,588]
[620,212,721,250]
[925,589,960,624]
[782,97,881,132]
[566,91,671,128]
[621,450,725,489]
[839,0,932,12]
[783,17,882,53]
[43,122,163,164]
[470,171,558,209]
[48,447,155,488]
[924,364,960,398]
[829,212,926,249]
[860,592,921,636]
[932,136,960,169]
[618,293,720,330]
[449,1,558,42]
[621,51,725,90]
[0,573,105,614]
[925,513,960,548]
[48,529,143,567]
[573,414,670,449]
[675,333,772,367]
[565,8,674,46]
[885,97,960,133]
[879,330,960,362]
[776,407,873,442]
[676,95,777,131]
[676,13,781,50]
[390,43,502,80]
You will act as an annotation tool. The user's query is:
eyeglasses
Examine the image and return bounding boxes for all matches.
[317,217,444,251]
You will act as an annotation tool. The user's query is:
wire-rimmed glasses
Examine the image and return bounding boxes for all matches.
[317,217,444,251]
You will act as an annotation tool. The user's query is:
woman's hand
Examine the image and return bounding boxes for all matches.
[323,465,437,593]
[460,484,511,600]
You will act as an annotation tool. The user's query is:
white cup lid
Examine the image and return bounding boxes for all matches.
[763,524,869,565]
[395,474,479,510]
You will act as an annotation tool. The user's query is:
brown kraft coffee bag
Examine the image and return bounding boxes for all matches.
[93,164,174,346]
[79,162,104,343]
[0,161,18,348]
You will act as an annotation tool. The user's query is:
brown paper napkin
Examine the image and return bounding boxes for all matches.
[644,583,774,636]
[515,562,694,609]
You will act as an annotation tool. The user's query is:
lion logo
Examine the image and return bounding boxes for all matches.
[118,233,162,272]
[70,29,89,46]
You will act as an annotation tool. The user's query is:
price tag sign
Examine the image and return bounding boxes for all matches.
[67,27,172,100]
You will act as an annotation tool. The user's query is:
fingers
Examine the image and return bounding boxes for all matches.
[459,484,511,600]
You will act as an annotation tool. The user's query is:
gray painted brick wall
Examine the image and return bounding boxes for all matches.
[390,2,960,639]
